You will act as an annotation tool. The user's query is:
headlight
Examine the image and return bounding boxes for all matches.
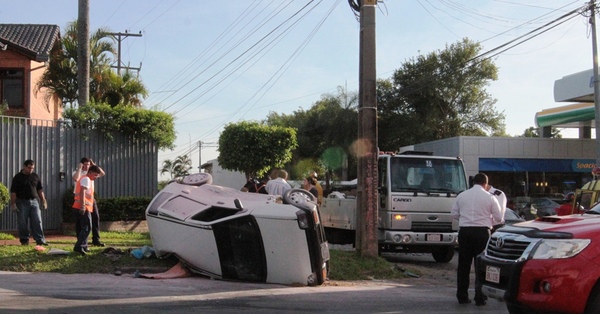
[530,239,591,259]
[529,205,537,215]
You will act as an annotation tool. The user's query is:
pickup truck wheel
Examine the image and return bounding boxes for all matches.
[181,173,212,186]
[283,188,316,205]
[432,246,454,263]
[506,304,527,314]
[584,283,600,314]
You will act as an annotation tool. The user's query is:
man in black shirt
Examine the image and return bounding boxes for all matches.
[9,160,48,246]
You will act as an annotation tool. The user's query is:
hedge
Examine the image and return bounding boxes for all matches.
[62,189,151,223]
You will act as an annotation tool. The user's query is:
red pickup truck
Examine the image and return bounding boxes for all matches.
[476,204,600,313]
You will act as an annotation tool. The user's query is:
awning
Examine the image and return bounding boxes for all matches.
[479,158,595,173]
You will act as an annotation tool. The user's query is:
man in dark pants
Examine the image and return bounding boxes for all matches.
[72,165,102,255]
[451,173,503,306]
[10,159,49,246]
[72,157,106,246]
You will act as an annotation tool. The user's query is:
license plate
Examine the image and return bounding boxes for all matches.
[427,234,441,242]
[486,266,500,283]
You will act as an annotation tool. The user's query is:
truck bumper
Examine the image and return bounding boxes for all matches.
[379,230,458,247]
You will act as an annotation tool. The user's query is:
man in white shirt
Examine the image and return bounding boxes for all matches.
[72,157,106,247]
[265,169,291,196]
[451,173,503,306]
[487,185,507,232]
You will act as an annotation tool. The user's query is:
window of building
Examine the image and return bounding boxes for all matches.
[0,69,24,108]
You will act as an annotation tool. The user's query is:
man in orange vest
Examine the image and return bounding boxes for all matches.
[72,165,103,255]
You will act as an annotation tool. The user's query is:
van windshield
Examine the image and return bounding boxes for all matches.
[389,157,467,194]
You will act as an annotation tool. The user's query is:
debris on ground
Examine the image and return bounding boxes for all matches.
[139,262,191,279]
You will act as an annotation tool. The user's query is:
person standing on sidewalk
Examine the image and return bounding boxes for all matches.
[9,159,48,246]
[451,173,503,306]
[72,165,103,255]
[72,157,106,247]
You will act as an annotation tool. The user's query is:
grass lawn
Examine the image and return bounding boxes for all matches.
[0,232,411,281]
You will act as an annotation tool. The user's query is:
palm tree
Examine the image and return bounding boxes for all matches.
[102,70,148,107]
[160,155,192,179]
[36,21,117,107]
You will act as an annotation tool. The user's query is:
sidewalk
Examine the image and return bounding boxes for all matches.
[0,234,76,246]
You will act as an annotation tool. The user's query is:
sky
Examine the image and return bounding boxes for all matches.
[1,0,595,179]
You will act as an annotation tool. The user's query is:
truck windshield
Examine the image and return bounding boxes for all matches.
[389,157,467,193]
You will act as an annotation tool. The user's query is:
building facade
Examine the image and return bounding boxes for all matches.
[404,136,596,199]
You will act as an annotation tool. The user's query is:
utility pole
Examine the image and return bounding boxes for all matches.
[590,0,600,166]
[198,141,203,172]
[355,0,379,258]
[77,0,90,106]
[108,31,143,74]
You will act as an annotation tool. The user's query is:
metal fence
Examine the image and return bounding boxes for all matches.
[0,116,158,232]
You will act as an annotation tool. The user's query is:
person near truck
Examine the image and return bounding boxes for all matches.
[265,169,291,196]
[486,184,507,232]
[451,173,503,306]
[309,171,323,206]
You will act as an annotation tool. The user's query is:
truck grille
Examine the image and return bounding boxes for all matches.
[411,222,453,232]
[485,234,534,261]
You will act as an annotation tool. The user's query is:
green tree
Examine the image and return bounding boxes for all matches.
[520,126,562,138]
[37,21,117,106]
[0,183,9,214]
[266,88,358,180]
[218,121,297,179]
[159,155,192,179]
[377,38,505,150]
[63,102,176,150]
[101,70,149,107]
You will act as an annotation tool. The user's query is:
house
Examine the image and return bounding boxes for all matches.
[0,24,62,121]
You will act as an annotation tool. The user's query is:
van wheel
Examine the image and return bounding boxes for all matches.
[432,246,454,263]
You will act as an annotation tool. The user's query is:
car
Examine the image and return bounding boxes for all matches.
[145,173,330,286]
[504,209,525,225]
[476,201,600,314]
[491,209,525,233]
[516,198,559,220]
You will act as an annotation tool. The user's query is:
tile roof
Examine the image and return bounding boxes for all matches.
[0,24,60,62]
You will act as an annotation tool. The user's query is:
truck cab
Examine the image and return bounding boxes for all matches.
[376,152,467,262]
[321,151,468,263]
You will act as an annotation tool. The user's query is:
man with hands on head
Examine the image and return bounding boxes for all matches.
[73,157,106,246]
[72,165,103,255]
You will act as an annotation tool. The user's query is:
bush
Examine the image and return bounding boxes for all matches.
[0,183,9,214]
[97,196,152,221]
[62,188,151,222]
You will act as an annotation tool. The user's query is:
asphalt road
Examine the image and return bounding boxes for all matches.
[0,252,509,314]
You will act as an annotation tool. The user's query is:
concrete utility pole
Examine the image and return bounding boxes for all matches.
[591,0,600,166]
[355,0,379,258]
[108,31,143,74]
[77,0,90,106]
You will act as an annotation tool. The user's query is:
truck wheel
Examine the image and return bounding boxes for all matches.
[432,246,454,263]
[283,188,316,205]
[506,304,527,314]
[181,173,212,186]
